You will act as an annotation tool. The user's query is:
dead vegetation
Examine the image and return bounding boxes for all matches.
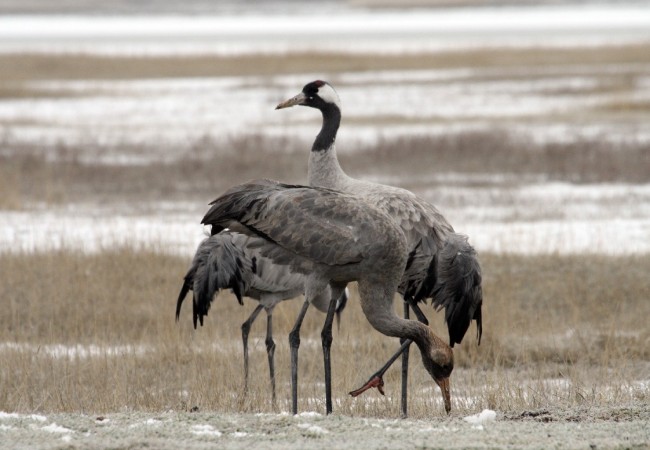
[1,130,648,209]
[0,249,647,416]
[1,44,649,83]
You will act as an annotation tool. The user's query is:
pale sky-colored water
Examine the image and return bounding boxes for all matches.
[1,3,649,55]
[2,182,650,255]
[2,67,649,155]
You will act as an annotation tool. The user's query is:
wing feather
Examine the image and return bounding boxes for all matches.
[202,180,392,273]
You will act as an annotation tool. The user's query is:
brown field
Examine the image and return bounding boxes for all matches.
[2,44,650,83]
[0,249,648,417]
[1,131,649,210]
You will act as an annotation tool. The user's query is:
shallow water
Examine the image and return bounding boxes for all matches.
[2,182,649,255]
[2,65,650,154]
[1,2,650,55]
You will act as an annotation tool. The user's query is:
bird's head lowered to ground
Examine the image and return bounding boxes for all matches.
[418,329,454,414]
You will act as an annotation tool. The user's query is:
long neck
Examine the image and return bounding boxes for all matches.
[312,103,340,152]
[308,103,348,189]
[357,281,436,351]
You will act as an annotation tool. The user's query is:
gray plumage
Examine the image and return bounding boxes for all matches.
[276,80,482,347]
[176,231,249,328]
[203,180,403,280]
[176,229,348,404]
[201,179,455,415]
[176,230,348,327]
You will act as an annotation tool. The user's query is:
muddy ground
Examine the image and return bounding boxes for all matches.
[2,405,648,449]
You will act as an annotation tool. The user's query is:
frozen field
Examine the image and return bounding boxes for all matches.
[1,407,649,450]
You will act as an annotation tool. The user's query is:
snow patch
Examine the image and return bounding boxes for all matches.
[191,424,222,437]
[295,411,321,418]
[0,342,151,359]
[464,409,497,428]
[297,423,329,434]
[42,423,74,433]
[127,418,162,428]
[0,412,47,422]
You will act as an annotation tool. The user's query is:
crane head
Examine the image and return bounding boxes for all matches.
[418,329,454,414]
[276,80,341,110]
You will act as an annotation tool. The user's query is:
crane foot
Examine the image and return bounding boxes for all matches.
[349,375,385,397]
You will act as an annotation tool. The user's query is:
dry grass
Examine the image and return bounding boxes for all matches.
[0,135,306,207]
[354,131,650,185]
[1,131,648,209]
[1,44,649,83]
[0,249,647,416]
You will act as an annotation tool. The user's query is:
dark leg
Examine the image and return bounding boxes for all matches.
[400,301,410,418]
[265,311,277,408]
[241,304,264,395]
[321,295,338,415]
[409,300,429,326]
[289,300,310,415]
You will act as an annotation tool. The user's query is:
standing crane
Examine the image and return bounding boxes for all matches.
[276,80,482,417]
[201,179,454,416]
[176,229,348,406]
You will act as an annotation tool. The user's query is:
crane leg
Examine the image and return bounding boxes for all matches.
[349,339,411,396]
[321,294,338,415]
[400,301,410,418]
[349,299,428,407]
[265,311,277,408]
[409,300,429,326]
[241,304,264,395]
[289,300,310,415]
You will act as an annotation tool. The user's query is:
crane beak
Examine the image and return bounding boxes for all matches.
[435,376,451,414]
[276,92,307,109]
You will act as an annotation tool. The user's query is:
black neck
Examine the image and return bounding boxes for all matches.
[312,103,341,152]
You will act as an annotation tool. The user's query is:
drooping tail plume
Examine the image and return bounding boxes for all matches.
[176,232,252,329]
[418,233,482,347]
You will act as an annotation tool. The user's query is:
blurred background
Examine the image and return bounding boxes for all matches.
[1,0,649,418]
[1,0,649,255]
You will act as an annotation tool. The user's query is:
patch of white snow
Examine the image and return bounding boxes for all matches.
[463,409,497,427]
[297,423,329,434]
[295,411,321,418]
[191,424,222,437]
[42,423,74,433]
